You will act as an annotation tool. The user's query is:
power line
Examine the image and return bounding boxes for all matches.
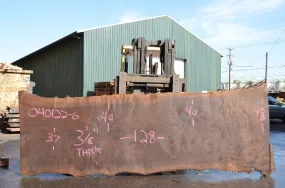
[233,65,255,67]
[221,65,285,73]
[247,54,266,67]
[211,23,285,31]
[228,75,285,80]
[222,64,284,69]
[218,40,285,50]
[268,29,285,53]
[246,32,285,68]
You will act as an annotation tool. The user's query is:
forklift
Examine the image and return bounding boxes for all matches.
[93,37,186,96]
[116,37,186,94]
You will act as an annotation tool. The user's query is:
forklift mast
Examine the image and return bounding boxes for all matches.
[130,38,176,75]
[117,37,185,94]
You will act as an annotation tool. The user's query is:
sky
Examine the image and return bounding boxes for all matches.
[1,0,285,83]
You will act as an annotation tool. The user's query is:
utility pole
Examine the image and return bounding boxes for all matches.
[265,52,268,83]
[227,48,233,90]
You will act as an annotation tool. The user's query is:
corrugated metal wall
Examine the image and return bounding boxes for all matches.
[83,16,221,96]
[13,36,83,97]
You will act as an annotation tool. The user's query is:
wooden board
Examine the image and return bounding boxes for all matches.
[6,122,20,128]
[8,118,20,123]
[6,127,20,132]
[19,83,275,176]
[94,82,116,96]
[6,114,20,118]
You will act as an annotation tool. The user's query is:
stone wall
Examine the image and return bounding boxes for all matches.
[0,63,33,113]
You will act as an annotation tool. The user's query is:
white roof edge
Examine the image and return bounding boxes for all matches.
[76,14,223,57]
[76,15,168,33]
[166,15,223,56]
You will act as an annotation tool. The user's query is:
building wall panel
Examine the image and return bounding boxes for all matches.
[13,37,82,97]
[83,16,221,95]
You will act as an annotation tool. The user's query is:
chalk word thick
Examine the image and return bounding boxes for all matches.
[76,146,102,157]
[28,108,79,120]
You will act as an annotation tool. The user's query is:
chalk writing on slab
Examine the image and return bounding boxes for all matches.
[46,128,60,151]
[74,130,94,146]
[76,146,102,157]
[28,108,79,120]
[185,100,198,127]
[100,102,114,133]
[254,100,266,133]
[93,127,99,133]
[73,129,103,157]
[120,130,165,144]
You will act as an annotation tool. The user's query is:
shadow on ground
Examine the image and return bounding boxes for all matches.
[17,175,275,188]
[270,119,285,132]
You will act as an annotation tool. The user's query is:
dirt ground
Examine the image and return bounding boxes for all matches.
[1,121,285,188]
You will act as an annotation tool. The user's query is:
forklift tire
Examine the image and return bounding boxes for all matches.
[0,118,3,132]
[0,118,8,134]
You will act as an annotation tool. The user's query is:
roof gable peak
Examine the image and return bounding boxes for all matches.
[77,15,222,56]
[76,15,170,33]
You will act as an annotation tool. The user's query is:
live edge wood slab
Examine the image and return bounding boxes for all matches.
[19,83,275,177]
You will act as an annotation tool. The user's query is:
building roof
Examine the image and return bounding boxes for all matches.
[12,15,223,64]
[12,32,78,64]
[76,15,223,56]
[76,15,169,33]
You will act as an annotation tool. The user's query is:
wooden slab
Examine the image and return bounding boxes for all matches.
[19,83,275,176]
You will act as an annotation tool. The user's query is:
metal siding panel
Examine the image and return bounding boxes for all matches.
[171,21,221,92]
[211,50,216,90]
[216,52,222,89]
[13,37,82,97]
[83,16,221,95]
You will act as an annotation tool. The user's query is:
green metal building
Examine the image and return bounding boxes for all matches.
[12,15,222,97]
